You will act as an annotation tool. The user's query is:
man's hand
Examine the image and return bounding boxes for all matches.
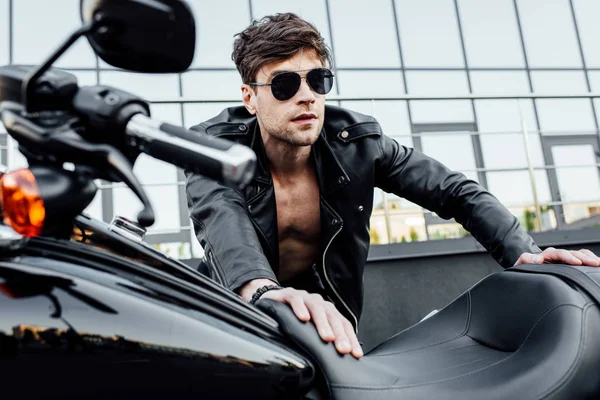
[515,247,600,267]
[240,279,363,359]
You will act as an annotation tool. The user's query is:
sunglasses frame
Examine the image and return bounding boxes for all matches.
[250,68,335,101]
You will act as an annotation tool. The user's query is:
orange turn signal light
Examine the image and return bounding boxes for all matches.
[0,168,45,237]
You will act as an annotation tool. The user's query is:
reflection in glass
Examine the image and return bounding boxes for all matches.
[186,0,250,67]
[517,0,582,67]
[387,213,427,243]
[458,0,524,67]
[13,0,96,68]
[427,223,470,241]
[572,0,600,68]
[395,0,464,67]
[328,0,400,67]
[369,216,389,244]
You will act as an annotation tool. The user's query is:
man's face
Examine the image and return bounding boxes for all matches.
[242,50,327,147]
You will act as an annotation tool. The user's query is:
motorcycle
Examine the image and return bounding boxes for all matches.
[1,1,600,398]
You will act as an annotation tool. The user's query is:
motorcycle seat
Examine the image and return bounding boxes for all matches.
[257,265,600,399]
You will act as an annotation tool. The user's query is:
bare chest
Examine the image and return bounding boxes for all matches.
[273,177,321,240]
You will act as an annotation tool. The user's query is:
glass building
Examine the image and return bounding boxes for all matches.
[1,0,599,258]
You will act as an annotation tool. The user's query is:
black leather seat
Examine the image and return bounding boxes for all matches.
[258,266,600,399]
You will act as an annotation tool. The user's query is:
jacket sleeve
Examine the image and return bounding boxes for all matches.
[375,134,542,268]
[185,171,279,292]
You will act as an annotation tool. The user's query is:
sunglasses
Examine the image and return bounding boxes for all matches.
[250,68,335,101]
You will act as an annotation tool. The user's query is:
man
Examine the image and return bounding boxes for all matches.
[185,13,600,360]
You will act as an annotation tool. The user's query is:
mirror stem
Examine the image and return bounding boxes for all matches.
[21,20,100,113]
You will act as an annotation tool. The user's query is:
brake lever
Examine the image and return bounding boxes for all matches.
[47,133,155,227]
[0,105,155,226]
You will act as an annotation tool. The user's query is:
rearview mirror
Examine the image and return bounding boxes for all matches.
[80,0,196,73]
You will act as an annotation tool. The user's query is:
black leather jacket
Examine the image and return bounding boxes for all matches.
[185,105,541,328]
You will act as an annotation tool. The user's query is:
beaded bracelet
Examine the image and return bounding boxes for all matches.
[249,284,283,305]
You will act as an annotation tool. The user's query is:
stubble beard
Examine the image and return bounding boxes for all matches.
[261,114,323,147]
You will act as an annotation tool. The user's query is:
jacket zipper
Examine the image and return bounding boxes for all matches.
[321,223,359,332]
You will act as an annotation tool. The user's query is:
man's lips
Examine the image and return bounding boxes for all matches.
[292,113,317,122]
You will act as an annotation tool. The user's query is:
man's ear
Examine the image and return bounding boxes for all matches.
[241,84,257,115]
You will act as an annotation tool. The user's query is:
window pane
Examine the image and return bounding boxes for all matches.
[113,185,181,232]
[182,71,242,101]
[421,133,478,181]
[470,71,530,95]
[480,130,544,170]
[369,216,390,245]
[552,145,600,203]
[395,0,464,67]
[187,0,250,68]
[251,0,332,53]
[83,190,103,221]
[487,170,552,207]
[0,0,8,66]
[517,0,582,68]
[99,72,180,100]
[328,0,400,67]
[69,71,97,87]
[531,71,588,93]
[536,100,595,134]
[532,71,595,134]
[573,0,600,68]
[589,72,600,126]
[458,0,524,67]
[338,100,412,147]
[183,102,241,128]
[13,0,96,68]
[336,71,404,97]
[406,71,473,124]
[475,99,537,134]
[388,213,427,243]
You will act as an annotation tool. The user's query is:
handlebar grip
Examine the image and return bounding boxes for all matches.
[125,114,256,188]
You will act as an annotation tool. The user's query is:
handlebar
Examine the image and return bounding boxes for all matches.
[125,114,256,189]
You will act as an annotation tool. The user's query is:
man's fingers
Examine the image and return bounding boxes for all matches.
[324,303,352,354]
[343,319,363,359]
[580,249,600,266]
[570,250,600,266]
[544,248,582,265]
[515,253,544,265]
[305,299,335,342]
[285,292,311,322]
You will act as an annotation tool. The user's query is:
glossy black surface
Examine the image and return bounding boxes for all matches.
[80,0,196,73]
[0,258,313,398]
[0,219,315,399]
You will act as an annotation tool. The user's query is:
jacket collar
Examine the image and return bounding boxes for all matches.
[249,123,351,196]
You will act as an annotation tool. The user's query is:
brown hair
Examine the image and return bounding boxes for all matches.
[232,13,333,84]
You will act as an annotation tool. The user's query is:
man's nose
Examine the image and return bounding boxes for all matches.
[295,78,316,103]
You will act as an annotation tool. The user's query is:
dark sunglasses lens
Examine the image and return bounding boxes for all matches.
[307,69,334,95]
[271,72,301,101]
